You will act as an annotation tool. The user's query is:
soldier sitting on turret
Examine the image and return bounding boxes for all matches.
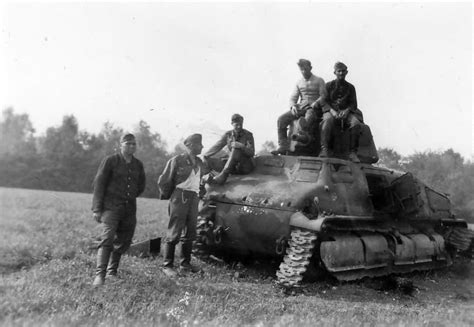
[321,61,362,162]
[203,113,255,185]
[274,59,328,155]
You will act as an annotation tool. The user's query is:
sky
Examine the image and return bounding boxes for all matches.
[0,2,472,159]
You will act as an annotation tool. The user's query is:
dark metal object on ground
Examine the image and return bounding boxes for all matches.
[126,237,161,257]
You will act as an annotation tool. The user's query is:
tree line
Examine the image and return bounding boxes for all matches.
[1,108,473,222]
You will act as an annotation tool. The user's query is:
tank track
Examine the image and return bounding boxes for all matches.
[276,227,317,288]
[193,215,212,259]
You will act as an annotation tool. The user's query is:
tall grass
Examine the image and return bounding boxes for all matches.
[1,187,473,326]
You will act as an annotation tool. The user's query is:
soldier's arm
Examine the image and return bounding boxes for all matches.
[242,132,255,157]
[137,161,146,197]
[157,157,177,200]
[316,78,328,107]
[203,133,228,158]
[347,84,358,112]
[321,81,332,113]
[91,156,112,213]
[289,84,300,108]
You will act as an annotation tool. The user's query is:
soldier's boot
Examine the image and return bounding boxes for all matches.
[106,251,121,279]
[212,171,229,185]
[180,242,200,273]
[162,243,178,277]
[319,146,329,158]
[273,129,289,155]
[212,150,240,185]
[319,124,332,158]
[93,247,111,287]
[348,126,361,163]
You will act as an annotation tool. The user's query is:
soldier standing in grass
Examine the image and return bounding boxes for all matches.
[157,133,209,277]
[91,133,146,287]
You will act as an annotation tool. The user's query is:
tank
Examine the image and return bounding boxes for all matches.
[195,118,474,287]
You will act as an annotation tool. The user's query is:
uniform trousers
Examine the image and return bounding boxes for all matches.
[99,204,137,254]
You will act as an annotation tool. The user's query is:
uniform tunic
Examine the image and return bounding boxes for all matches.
[92,153,146,254]
[158,153,209,246]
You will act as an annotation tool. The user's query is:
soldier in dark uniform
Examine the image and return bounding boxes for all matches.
[157,134,210,277]
[91,133,146,286]
[321,61,362,162]
[203,113,255,185]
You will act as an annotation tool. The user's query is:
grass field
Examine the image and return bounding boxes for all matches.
[1,187,473,326]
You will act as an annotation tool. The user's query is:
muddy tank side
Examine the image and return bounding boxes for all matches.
[202,155,375,256]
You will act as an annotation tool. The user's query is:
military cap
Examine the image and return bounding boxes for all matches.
[231,113,244,123]
[334,61,348,71]
[120,133,136,143]
[183,133,202,146]
[297,59,312,67]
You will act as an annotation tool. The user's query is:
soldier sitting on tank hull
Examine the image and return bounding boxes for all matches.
[321,61,362,163]
[203,113,255,185]
[274,59,328,155]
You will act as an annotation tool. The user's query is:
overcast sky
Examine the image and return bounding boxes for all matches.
[1,2,472,159]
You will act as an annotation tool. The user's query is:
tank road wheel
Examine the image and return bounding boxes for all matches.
[276,227,317,288]
[193,215,213,260]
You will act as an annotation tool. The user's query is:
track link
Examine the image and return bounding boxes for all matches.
[276,228,317,288]
[193,215,211,259]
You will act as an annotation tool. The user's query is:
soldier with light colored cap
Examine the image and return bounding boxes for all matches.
[157,133,210,277]
[91,133,146,286]
[321,61,362,162]
[275,59,328,154]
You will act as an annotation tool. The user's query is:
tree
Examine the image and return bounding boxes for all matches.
[258,140,276,155]
[0,107,36,157]
[376,147,402,170]
[133,120,169,197]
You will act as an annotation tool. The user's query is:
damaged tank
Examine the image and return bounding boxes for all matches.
[195,118,474,287]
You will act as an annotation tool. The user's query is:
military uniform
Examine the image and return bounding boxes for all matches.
[321,77,362,159]
[158,135,209,272]
[92,150,146,282]
[204,129,254,175]
[277,67,328,152]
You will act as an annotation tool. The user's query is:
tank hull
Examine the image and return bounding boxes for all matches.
[196,154,474,287]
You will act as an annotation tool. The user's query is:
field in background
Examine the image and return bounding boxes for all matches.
[1,187,474,326]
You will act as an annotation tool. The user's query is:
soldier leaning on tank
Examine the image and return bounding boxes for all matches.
[202,113,255,185]
[91,133,146,287]
[320,61,362,162]
[274,59,328,154]
[157,133,210,277]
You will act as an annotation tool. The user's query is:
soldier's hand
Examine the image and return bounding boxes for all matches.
[93,212,102,223]
[330,108,338,118]
[339,109,349,119]
[231,141,245,149]
[290,105,299,116]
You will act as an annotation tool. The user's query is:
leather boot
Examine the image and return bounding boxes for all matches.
[212,171,229,185]
[106,251,121,278]
[319,146,329,158]
[180,242,200,273]
[93,247,111,287]
[275,128,289,154]
[162,242,178,277]
[163,242,175,267]
[349,126,361,163]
